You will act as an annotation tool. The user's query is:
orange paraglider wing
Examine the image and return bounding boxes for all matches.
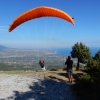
[8,6,74,32]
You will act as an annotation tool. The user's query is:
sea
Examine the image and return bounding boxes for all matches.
[50,47,100,57]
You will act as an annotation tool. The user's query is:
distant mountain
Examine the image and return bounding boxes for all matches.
[0,45,8,50]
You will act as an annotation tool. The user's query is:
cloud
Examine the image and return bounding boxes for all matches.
[0,26,8,32]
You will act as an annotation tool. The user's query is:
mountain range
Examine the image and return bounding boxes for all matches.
[0,45,8,50]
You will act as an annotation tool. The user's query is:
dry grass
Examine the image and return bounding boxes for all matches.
[0,69,85,84]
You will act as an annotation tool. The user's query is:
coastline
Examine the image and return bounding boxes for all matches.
[50,47,100,56]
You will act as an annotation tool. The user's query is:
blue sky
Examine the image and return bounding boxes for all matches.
[0,0,100,49]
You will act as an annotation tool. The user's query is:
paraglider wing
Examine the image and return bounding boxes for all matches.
[8,6,74,32]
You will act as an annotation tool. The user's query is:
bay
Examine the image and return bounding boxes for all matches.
[50,47,100,57]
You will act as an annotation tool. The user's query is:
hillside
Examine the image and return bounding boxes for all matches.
[0,45,8,50]
[0,69,85,100]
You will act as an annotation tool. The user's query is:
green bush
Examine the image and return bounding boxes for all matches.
[49,68,58,71]
[62,67,67,71]
[78,74,93,86]
[74,74,100,100]
[86,58,100,71]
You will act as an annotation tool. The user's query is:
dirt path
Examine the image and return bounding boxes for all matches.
[0,70,84,100]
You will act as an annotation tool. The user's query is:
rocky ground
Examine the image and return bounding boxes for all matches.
[0,70,83,100]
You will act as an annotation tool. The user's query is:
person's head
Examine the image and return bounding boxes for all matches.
[68,56,71,60]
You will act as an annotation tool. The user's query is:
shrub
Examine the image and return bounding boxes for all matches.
[62,67,67,71]
[86,58,100,71]
[49,68,58,71]
[78,74,93,87]
[74,73,100,100]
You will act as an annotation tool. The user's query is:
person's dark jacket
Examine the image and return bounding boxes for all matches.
[65,59,73,70]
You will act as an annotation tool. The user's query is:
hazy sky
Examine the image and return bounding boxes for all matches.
[0,0,100,49]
